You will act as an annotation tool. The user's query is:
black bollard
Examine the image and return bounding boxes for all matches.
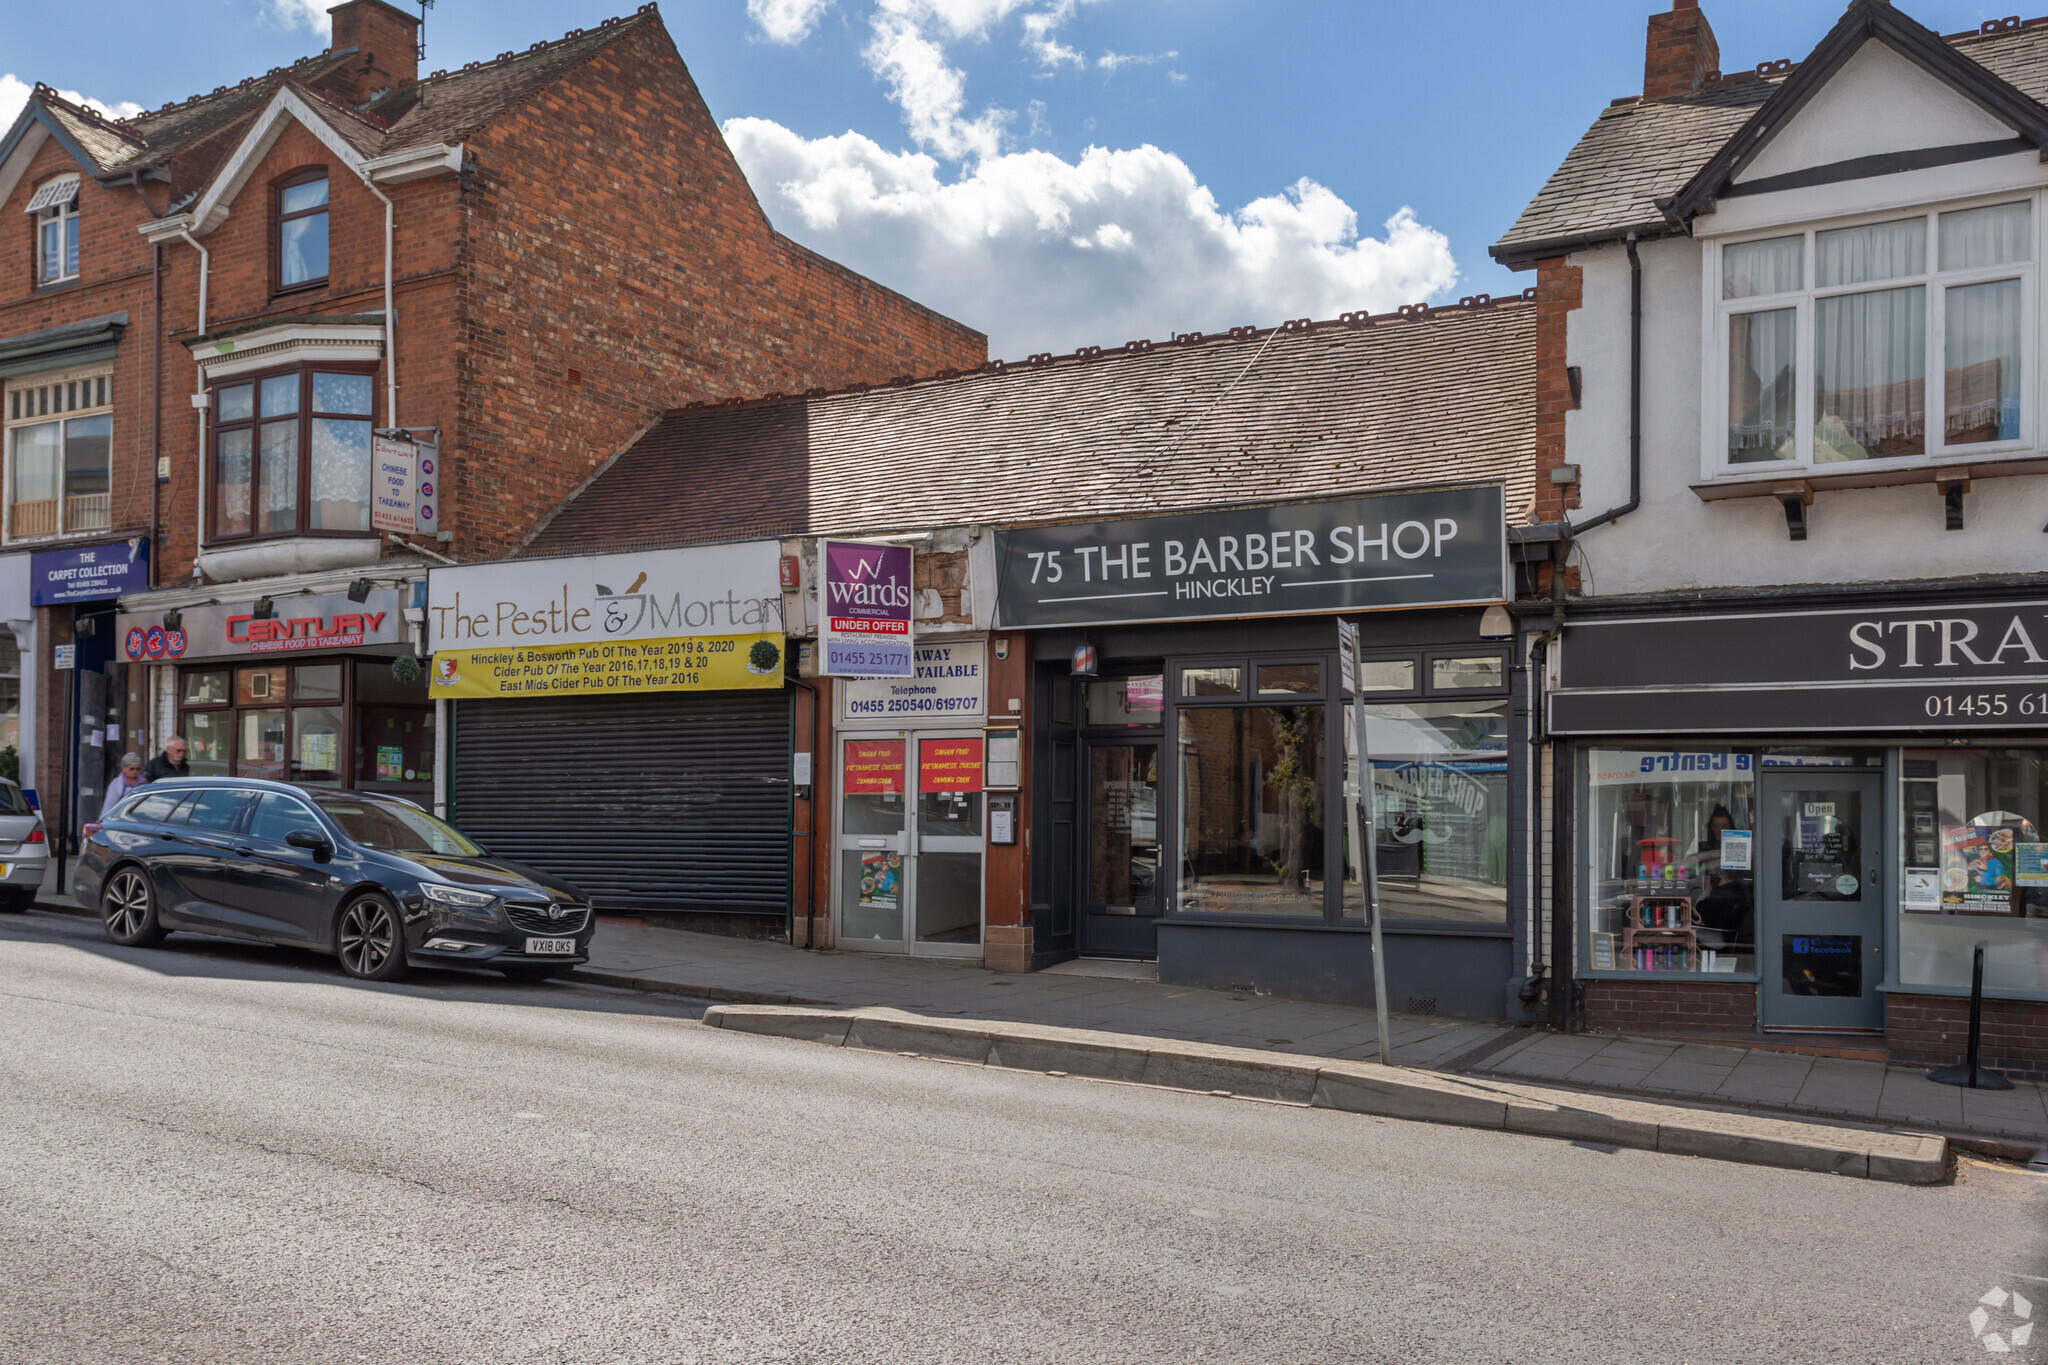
[1929,943,2015,1090]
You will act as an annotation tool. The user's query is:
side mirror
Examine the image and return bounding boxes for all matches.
[285,828,334,861]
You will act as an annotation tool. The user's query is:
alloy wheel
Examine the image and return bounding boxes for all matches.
[339,899,397,977]
[104,870,150,940]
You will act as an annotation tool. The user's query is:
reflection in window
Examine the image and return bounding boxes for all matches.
[1431,656,1504,692]
[1256,663,1319,696]
[1181,666,1241,698]
[1177,705,1324,917]
[1815,286,1925,461]
[1584,749,1756,973]
[1353,659,1416,693]
[1729,308,1796,463]
[1346,700,1509,924]
[1900,749,2048,992]
[1088,745,1158,908]
[1084,675,1163,726]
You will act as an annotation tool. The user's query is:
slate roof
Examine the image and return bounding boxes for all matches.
[517,297,1537,558]
[16,10,659,198]
[1492,14,2048,266]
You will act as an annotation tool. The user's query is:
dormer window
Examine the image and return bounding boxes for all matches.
[275,170,330,292]
[1715,198,2034,473]
[25,175,79,286]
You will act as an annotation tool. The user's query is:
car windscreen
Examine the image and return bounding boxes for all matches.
[319,800,485,856]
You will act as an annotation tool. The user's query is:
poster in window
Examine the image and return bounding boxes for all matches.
[859,851,902,910]
[1719,830,1753,871]
[1940,824,2019,913]
[1903,868,1942,912]
[300,731,338,774]
[2015,843,2048,887]
[376,744,405,781]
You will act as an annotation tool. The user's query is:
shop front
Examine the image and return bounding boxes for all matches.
[428,542,791,931]
[1550,593,2048,1075]
[997,485,1522,1019]
[114,581,428,805]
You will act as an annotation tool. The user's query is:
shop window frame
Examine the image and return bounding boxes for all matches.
[1162,653,1346,927]
[206,362,380,548]
[179,661,360,786]
[0,365,113,543]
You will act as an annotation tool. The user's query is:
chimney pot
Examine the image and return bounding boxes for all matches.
[1644,1,1719,100]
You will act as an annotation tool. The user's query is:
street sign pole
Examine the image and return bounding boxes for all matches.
[1340,619,1393,1066]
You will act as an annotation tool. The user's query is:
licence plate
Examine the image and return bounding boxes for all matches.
[525,936,577,955]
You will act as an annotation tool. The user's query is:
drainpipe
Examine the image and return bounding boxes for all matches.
[355,170,398,428]
[133,172,164,589]
[176,230,210,568]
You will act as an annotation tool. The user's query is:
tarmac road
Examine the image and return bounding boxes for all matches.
[2,908,2044,1364]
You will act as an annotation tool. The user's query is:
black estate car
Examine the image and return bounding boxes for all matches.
[75,778,593,981]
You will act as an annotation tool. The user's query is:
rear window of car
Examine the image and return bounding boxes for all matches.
[124,791,189,823]
[180,789,254,832]
[0,784,30,816]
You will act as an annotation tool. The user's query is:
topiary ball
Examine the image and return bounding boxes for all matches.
[391,656,422,683]
[749,639,781,672]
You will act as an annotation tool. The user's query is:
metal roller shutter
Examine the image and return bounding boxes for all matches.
[451,690,790,914]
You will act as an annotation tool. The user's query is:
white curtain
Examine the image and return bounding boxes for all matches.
[310,418,372,530]
[1817,218,1925,288]
[9,424,58,503]
[1728,308,1796,462]
[1945,278,2023,444]
[216,429,252,535]
[257,420,298,534]
[1724,235,1802,299]
[1816,286,1925,460]
[1940,201,2031,271]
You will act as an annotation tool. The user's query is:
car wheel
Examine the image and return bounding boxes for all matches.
[336,894,408,982]
[0,888,31,914]
[498,964,564,983]
[102,867,166,947]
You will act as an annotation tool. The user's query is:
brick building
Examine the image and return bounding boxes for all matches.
[0,0,982,845]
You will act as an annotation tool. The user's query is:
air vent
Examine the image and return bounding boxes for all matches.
[1406,996,1439,1016]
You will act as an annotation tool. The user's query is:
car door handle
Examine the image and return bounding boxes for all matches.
[233,846,255,856]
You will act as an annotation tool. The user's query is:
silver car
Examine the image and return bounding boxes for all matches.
[0,779,46,911]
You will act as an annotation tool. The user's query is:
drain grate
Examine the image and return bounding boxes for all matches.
[1406,995,1439,1016]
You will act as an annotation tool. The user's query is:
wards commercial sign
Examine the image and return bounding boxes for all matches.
[427,542,785,699]
[992,486,1507,629]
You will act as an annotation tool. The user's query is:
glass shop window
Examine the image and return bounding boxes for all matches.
[1585,749,1757,974]
[1084,674,1163,727]
[1343,698,1509,923]
[1900,749,2048,995]
[1176,703,1326,917]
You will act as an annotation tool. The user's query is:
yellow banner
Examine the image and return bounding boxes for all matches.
[431,633,785,698]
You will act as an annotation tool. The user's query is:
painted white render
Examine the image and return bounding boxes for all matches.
[1561,56,2048,598]
[1737,41,2015,184]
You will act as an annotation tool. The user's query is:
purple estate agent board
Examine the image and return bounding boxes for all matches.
[820,539,914,678]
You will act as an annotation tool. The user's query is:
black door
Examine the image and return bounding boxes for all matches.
[1080,740,1161,958]
[226,790,340,948]
[158,787,257,932]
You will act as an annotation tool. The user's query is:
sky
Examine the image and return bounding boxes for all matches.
[1,0,2033,357]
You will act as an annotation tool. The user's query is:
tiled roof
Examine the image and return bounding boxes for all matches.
[518,297,1537,558]
[1493,16,2048,265]
[368,15,660,150]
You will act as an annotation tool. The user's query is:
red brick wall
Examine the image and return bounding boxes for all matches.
[452,18,986,559]
[1583,979,1758,1033]
[1643,2,1720,102]
[1886,993,2048,1083]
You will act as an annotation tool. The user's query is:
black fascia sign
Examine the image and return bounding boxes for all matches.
[993,485,1508,629]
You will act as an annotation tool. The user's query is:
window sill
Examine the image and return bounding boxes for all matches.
[1876,981,2048,1005]
[32,278,82,295]
[196,535,380,583]
[5,528,117,547]
[271,280,330,300]
[1692,450,2048,502]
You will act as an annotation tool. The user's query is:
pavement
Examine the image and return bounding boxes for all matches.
[572,919,2048,1149]
[5,909,2045,1364]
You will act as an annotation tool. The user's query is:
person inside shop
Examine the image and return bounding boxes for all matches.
[142,737,189,784]
[1695,803,1753,950]
[100,753,144,819]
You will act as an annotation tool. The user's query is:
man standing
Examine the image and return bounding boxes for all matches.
[141,737,189,784]
[100,753,144,819]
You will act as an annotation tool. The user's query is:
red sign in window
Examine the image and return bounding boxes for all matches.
[919,737,985,793]
[843,739,905,794]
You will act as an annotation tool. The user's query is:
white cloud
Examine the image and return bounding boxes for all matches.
[864,9,1009,161]
[1097,49,1173,74]
[725,118,1459,358]
[0,73,145,131]
[749,0,835,44]
[1021,0,1085,69]
[266,0,330,38]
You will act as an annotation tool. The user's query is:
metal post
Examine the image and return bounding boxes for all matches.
[1348,627,1393,1066]
[1929,942,2014,1090]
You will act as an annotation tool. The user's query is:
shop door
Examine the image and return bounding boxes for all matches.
[836,734,985,957]
[1758,771,1884,1031]
[1081,741,1161,958]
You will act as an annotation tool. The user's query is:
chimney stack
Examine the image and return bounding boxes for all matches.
[1643,0,1719,101]
[327,0,420,106]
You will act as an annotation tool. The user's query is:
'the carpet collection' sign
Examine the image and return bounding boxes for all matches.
[820,540,913,678]
[33,539,149,606]
[993,486,1507,628]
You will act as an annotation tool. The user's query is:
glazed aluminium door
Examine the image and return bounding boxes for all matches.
[838,736,910,951]
[1080,740,1161,958]
[1758,770,1885,1031]
[835,733,986,956]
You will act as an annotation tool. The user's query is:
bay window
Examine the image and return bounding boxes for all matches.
[210,366,375,542]
[2,369,111,540]
[1716,198,2034,471]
